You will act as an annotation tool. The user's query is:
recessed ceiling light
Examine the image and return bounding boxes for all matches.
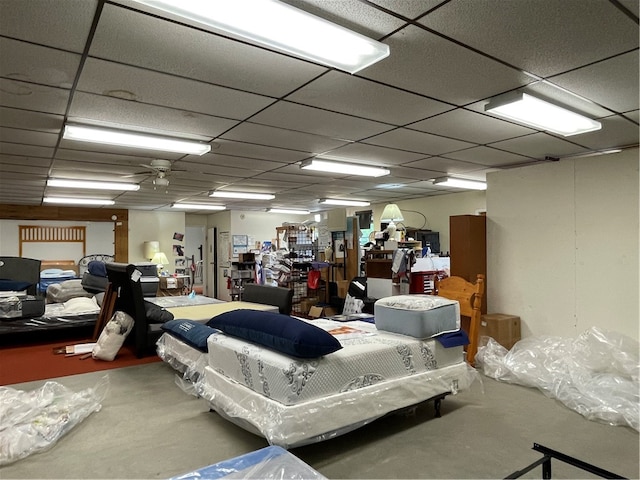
[63,124,211,155]
[485,92,601,137]
[301,158,390,177]
[318,198,371,207]
[267,208,310,214]
[432,177,487,190]
[171,203,226,211]
[47,178,140,191]
[43,197,115,206]
[132,0,389,74]
[209,191,275,200]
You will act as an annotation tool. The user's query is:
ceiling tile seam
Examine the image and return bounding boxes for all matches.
[609,0,640,23]
[0,76,74,99]
[0,34,84,56]
[49,0,106,183]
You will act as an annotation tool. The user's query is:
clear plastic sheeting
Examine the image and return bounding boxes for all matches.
[475,327,639,431]
[170,445,326,479]
[197,361,481,448]
[0,375,109,465]
[156,333,208,387]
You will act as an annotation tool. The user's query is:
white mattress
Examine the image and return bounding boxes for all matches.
[206,318,464,406]
[156,332,208,382]
[199,360,479,448]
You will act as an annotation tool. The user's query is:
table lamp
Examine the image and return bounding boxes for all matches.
[380,203,404,240]
[151,251,169,276]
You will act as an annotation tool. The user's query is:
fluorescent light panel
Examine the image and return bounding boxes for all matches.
[268,208,310,215]
[47,178,140,191]
[133,0,389,74]
[319,198,370,207]
[485,92,601,137]
[301,159,390,177]
[63,124,211,155]
[171,203,226,211]
[43,197,115,206]
[209,191,275,200]
[433,177,487,190]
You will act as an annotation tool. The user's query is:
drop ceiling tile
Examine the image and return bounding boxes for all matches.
[367,0,445,20]
[91,3,327,97]
[321,142,426,166]
[419,0,639,77]
[403,156,487,174]
[410,108,536,143]
[0,154,51,167]
[0,162,49,175]
[221,123,350,154]
[282,0,406,38]
[214,139,311,163]
[0,0,98,53]
[443,146,535,167]
[54,148,160,166]
[360,25,531,105]
[0,38,81,89]
[77,58,275,120]
[0,108,63,133]
[363,128,474,155]
[185,154,287,173]
[68,92,236,139]
[250,101,392,141]
[548,52,639,114]
[623,110,639,123]
[389,166,444,180]
[0,127,58,147]
[565,115,640,150]
[489,133,591,159]
[0,79,70,115]
[253,171,335,185]
[0,142,53,158]
[286,71,452,125]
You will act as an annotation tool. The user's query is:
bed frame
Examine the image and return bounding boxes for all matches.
[19,225,86,258]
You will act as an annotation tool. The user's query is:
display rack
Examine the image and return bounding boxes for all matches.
[276,225,314,261]
[229,261,255,301]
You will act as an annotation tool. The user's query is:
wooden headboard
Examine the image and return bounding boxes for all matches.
[19,225,86,258]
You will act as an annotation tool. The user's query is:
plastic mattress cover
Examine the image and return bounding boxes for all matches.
[170,445,326,479]
[475,327,639,431]
[197,361,481,448]
[156,334,208,396]
[0,375,109,465]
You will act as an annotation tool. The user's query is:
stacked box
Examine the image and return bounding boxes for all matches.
[479,313,521,349]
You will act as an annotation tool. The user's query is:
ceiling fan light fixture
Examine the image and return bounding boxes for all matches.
[132,0,389,74]
[301,159,390,177]
[63,124,211,155]
[485,92,601,137]
[319,198,370,207]
[171,203,226,211]
[267,208,310,214]
[43,197,115,206]
[433,177,487,190]
[47,178,140,191]
[209,191,275,200]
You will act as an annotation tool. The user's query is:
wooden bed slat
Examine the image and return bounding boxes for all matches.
[19,225,86,258]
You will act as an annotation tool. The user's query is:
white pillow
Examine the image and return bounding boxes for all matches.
[342,293,364,315]
[62,296,100,314]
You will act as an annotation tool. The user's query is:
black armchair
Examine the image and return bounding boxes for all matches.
[105,262,166,357]
[0,256,41,296]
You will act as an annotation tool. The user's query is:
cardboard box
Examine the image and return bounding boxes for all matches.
[479,313,521,350]
[239,252,255,263]
[308,305,339,318]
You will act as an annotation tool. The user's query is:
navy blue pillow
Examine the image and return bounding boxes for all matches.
[207,309,342,358]
[0,279,33,292]
[88,261,107,277]
[161,319,217,352]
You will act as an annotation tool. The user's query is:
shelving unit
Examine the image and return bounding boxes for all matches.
[276,225,315,261]
[229,261,256,301]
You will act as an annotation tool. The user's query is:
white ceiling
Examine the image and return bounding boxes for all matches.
[0,0,638,213]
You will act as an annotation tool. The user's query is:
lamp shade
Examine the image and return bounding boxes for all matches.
[151,251,169,265]
[380,204,404,222]
[143,241,160,260]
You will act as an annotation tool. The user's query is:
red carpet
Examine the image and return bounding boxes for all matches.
[0,338,161,386]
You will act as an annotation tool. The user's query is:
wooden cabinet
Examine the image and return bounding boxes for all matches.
[365,250,394,279]
[449,215,487,312]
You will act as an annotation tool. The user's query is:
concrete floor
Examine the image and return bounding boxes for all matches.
[2,362,638,479]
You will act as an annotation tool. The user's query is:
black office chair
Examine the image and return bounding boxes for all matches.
[242,283,294,315]
[0,256,41,296]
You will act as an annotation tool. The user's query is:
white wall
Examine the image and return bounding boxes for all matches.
[128,210,186,273]
[487,149,639,341]
[369,191,487,253]
[0,219,114,261]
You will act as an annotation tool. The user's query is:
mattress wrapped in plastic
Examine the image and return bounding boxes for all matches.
[374,295,460,338]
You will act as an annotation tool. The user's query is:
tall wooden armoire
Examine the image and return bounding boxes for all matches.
[449,214,487,313]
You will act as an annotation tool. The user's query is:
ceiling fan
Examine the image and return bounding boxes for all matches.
[127,159,183,190]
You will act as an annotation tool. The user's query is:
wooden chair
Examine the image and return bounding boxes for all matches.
[434,274,485,366]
